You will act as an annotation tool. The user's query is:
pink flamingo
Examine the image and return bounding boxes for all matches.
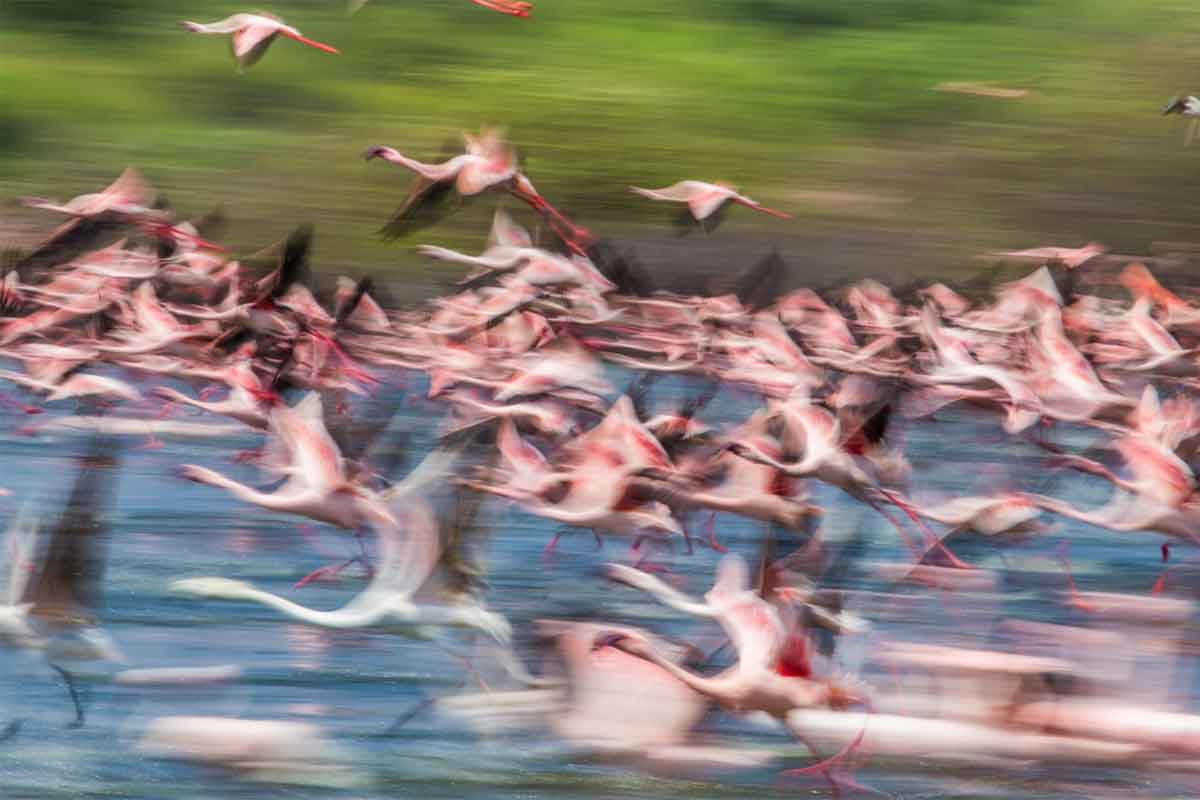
[179,13,340,71]
[631,181,791,222]
[603,556,870,794]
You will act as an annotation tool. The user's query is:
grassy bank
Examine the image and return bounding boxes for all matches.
[2,0,1200,282]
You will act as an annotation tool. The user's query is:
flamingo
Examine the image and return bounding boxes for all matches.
[0,444,125,729]
[350,0,533,17]
[179,13,340,71]
[1164,96,1200,145]
[602,556,869,793]
[171,445,513,645]
[631,181,791,223]
[992,243,1107,269]
[177,392,393,531]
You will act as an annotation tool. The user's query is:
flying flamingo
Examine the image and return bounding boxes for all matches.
[350,0,532,17]
[177,392,394,531]
[178,13,340,71]
[630,181,792,224]
[991,243,1107,269]
[1164,96,1200,145]
[367,131,592,254]
[0,444,125,729]
[602,556,869,793]
[171,445,514,645]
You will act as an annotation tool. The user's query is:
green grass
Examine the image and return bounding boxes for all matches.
[2,0,1200,280]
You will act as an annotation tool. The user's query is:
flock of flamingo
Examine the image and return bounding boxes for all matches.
[6,4,1200,798]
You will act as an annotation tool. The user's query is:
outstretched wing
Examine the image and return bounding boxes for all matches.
[232,23,279,70]
[380,137,463,240]
[25,440,122,627]
[2,503,39,607]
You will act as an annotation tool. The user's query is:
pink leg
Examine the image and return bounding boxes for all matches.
[863,495,923,560]
[878,488,973,570]
[782,723,872,794]
[0,391,41,416]
[705,511,727,553]
[1152,542,1171,595]
[140,400,176,450]
[293,558,360,589]
[470,0,533,16]
[1056,541,1097,613]
[542,530,563,563]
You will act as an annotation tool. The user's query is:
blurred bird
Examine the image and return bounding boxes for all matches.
[368,129,593,254]
[631,181,791,227]
[1163,96,1200,145]
[179,13,340,72]
[0,440,124,729]
[350,0,532,16]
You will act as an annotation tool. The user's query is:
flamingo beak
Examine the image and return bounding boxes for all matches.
[363,146,386,161]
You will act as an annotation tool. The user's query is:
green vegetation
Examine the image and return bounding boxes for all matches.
[2,0,1199,281]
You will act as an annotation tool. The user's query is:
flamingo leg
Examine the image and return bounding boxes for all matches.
[705,511,727,553]
[1056,541,1097,613]
[542,529,564,563]
[469,0,533,16]
[385,694,440,734]
[877,488,973,570]
[1151,542,1171,595]
[354,529,375,579]
[862,494,923,560]
[51,665,86,729]
[680,520,695,555]
[783,723,871,795]
[293,557,363,589]
[141,400,176,450]
[0,390,42,416]
[734,198,792,220]
[278,30,341,54]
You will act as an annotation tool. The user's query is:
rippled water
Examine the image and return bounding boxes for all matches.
[0,369,1196,799]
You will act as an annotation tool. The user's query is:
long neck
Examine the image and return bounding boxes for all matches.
[195,468,306,513]
[232,586,375,629]
[606,565,715,618]
[630,646,725,700]
[394,153,469,182]
[1027,493,1122,527]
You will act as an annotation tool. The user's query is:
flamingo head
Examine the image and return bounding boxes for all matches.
[178,21,206,32]
[362,146,392,162]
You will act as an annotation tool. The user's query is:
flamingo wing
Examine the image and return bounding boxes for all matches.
[488,209,532,249]
[630,181,708,203]
[271,393,346,495]
[231,22,280,69]
[3,504,39,607]
[687,187,733,221]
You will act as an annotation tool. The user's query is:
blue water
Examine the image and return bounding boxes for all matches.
[0,370,1195,799]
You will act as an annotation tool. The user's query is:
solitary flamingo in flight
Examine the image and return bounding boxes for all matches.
[179,13,340,71]
[630,181,792,224]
